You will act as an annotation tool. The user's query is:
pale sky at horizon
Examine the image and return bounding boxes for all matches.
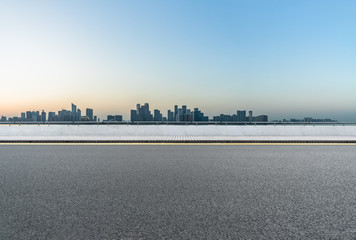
[0,0,355,121]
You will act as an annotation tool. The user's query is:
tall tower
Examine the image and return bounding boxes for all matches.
[71,103,77,113]
[174,105,178,121]
[86,108,94,121]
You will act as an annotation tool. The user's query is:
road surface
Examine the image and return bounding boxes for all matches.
[1,144,356,239]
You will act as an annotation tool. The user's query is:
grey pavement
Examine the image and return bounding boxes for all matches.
[1,145,356,239]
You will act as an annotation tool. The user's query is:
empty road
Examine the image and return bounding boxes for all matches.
[1,144,356,239]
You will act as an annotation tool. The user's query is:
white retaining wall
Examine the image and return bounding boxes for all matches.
[0,125,356,137]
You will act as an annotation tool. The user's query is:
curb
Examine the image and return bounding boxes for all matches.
[1,140,356,143]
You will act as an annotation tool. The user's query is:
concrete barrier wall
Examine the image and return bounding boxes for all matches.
[1,125,356,137]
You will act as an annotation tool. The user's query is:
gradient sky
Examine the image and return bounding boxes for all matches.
[0,0,355,121]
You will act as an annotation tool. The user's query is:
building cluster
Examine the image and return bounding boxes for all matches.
[212,111,268,122]
[2,101,340,123]
[0,103,98,122]
[106,115,123,122]
[130,103,209,122]
[276,117,337,123]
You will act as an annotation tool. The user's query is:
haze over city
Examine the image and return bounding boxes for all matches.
[1,0,355,121]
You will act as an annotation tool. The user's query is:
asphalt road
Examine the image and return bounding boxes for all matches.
[1,145,356,239]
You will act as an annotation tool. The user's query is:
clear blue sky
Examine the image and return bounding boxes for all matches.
[0,0,355,121]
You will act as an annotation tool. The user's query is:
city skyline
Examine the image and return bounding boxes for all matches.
[1,1,356,121]
[0,102,339,123]
[1,99,354,122]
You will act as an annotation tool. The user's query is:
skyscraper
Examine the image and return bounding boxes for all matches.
[249,111,253,122]
[154,109,162,121]
[131,110,137,122]
[71,103,77,113]
[182,105,187,114]
[41,110,46,122]
[86,108,93,121]
[174,105,178,121]
[58,110,72,121]
[77,109,81,121]
[237,110,246,122]
[193,108,208,121]
[131,103,154,121]
[48,112,56,121]
[167,110,174,121]
[26,111,32,121]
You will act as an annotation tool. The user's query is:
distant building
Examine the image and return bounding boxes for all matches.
[26,111,32,121]
[6,103,93,123]
[41,110,46,122]
[166,105,207,122]
[31,111,39,122]
[71,103,82,121]
[167,110,174,121]
[81,116,90,121]
[86,108,94,121]
[174,105,178,121]
[76,109,81,121]
[58,110,73,121]
[213,114,237,122]
[248,111,253,122]
[71,103,77,113]
[130,103,153,121]
[214,110,268,123]
[287,117,337,123]
[253,115,268,122]
[48,112,56,121]
[130,110,138,122]
[106,115,123,121]
[193,108,209,121]
[237,110,246,122]
[154,109,162,121]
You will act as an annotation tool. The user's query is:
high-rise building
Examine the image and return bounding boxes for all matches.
[26,111,32,121]
[142,103,153,121]
[21,113,25,121]
[86,108,93,121]
[71,103,77,113]
[182,105,187,114]
[131,110,137,122]
[167,110,174,121]
[76,109,81,121]
[174,105,178,121]
[237,110,246,122]
[193,108,208,121]
[249,111,253,122]
[48,112,56,121]
[169,105,200,122]
[154,109,162,121]
[131,103,153,121]
[41,110,46,122]
[31,111,38,122]
[58,110,73,121]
